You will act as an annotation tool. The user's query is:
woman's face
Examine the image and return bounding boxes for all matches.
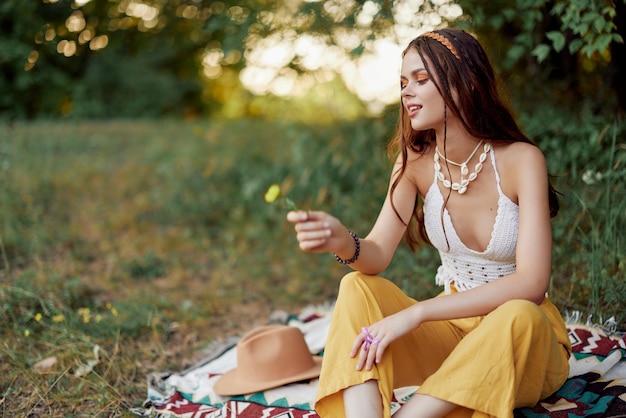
[400,48,446,132]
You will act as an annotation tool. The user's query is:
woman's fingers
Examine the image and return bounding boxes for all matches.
[298,238,327,251]
[297,227,331,240]
[350,332,366,357]
[285,210,334,251]
[372,338,385,367]
[286,210,327,223]
[294,220,329,233]
[295,223,331,250]
[352,328,385,371]
[286,210,309,223]
[355,338,380,371]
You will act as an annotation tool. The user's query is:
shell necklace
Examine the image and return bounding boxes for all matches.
[434,141,492,194]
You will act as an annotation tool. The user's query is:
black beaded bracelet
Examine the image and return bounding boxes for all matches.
[334,231,360,265]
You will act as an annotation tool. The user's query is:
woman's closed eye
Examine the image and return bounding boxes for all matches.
[400,75,430,90]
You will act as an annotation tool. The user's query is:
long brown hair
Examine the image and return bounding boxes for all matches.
[388,28,560,250]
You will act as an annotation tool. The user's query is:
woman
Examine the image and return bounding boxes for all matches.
[286,29,570,418]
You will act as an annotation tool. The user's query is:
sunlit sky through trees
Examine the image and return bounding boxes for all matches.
[39,0,463,114]
[236,0,462,113]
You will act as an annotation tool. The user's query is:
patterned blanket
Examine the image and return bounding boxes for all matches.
[133,309,626,418]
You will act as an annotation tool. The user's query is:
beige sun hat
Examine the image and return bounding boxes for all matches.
[212,325,323,396]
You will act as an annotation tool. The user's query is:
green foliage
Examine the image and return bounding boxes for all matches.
[1,0,624,119]
[520,107,617,177]
[0,0,216,119]
[458,0,625,115]
[521,110,625,323]
[548,0,623,57]
[0,0,65,118]
[126,251,167,279]
[70,42,201,118]
[556,125,625,322]
[459,0,623,63]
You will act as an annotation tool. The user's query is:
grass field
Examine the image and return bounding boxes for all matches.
[1,118,623,416]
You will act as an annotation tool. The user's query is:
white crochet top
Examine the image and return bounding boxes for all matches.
[423,150,519,294]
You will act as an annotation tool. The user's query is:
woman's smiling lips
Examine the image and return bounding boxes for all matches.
[407,104,422,118]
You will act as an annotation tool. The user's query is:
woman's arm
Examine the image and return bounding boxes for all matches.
[287,155,420,275]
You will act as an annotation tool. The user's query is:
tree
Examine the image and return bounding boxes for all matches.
[1,0,623,119]
[1,0,233,118]
[0,0,69,118]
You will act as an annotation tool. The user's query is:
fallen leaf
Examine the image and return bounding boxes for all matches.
[32,356,58,373]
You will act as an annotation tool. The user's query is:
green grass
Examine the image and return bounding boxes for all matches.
[0,118,398,416]
[0,117,623,416]
[548,123,626,326]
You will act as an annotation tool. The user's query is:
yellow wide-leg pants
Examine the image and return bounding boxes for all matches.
[314,272,571,418]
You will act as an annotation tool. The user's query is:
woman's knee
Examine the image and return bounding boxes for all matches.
[338,271,368,293]
[336,272,387,307]
[492,299,548,330]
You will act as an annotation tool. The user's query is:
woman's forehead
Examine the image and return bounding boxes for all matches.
[401,49,427,74]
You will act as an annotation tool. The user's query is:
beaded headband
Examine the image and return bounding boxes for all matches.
[420,32,460,61]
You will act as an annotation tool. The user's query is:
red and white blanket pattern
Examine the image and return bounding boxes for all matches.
[135,311,626,418]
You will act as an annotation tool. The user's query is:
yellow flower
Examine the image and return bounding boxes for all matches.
[34,313,43,322]
[76,307,90,323]
[52,314,65,323]
[264,184,281,203]
[264,183,299,211]
[24,329,31,337]
[111,307,118,317]
[95,314,102,323]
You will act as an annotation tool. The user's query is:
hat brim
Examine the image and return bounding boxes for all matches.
[213,356,322,396]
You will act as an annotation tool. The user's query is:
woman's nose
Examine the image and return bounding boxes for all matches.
[402,84,415,98]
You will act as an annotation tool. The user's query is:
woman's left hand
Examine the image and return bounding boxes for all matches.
[350,308,421,371]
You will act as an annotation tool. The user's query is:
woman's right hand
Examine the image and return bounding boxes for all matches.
[286,210,349,254]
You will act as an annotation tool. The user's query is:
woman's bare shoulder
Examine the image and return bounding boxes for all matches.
[392,146,433,172]
[494,141,544,160]
[495,141,548,200]
[495,141,546,169]
[389,146,433,197]
[406,146,434,190]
